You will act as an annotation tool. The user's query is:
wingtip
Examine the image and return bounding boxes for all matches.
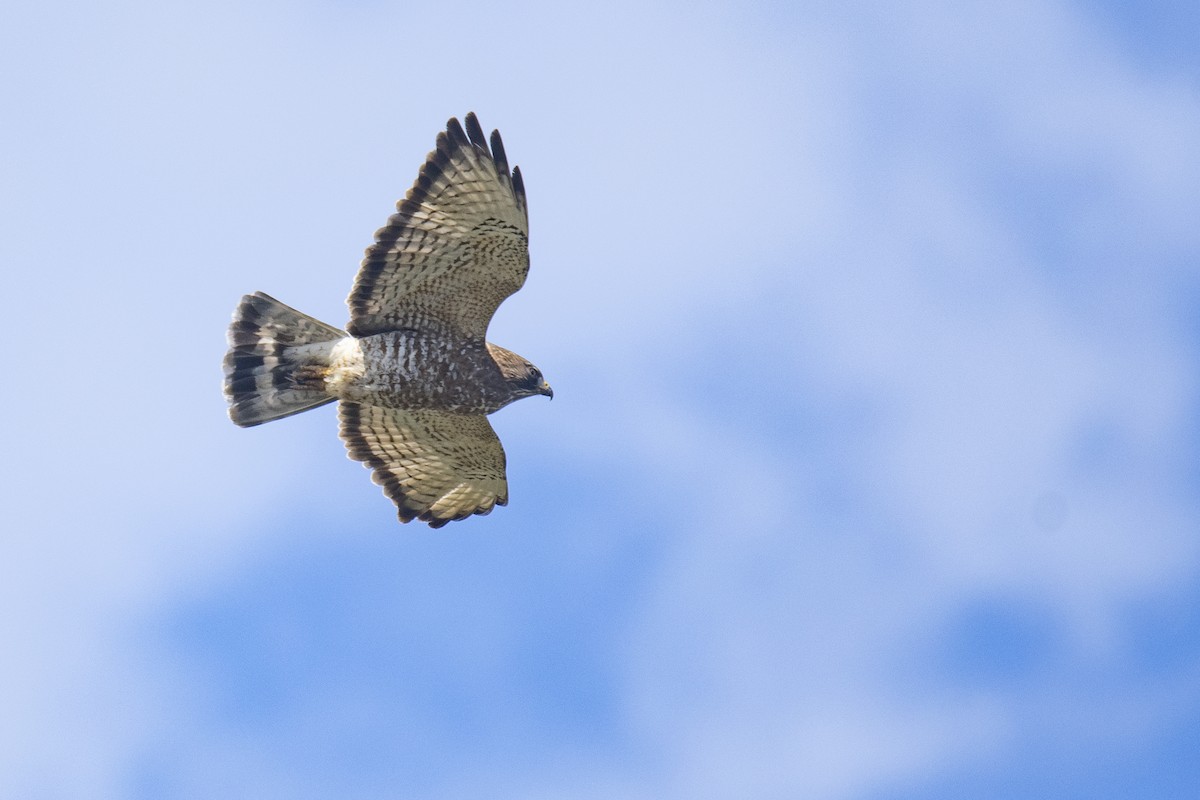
[512,165,525,206]
[445,116,469,148]
[489,128,509,174]
[464,112,488,150]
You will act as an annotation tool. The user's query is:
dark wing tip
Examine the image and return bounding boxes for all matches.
[421,509,470,529]
[464,112,488,150]
[512,165,526,208]
[445,116,469,148]
[489,128,510,176]
[451,115,522,205]
[434,130,456,163]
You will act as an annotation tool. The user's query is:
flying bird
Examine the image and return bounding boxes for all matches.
[223,113,551,528]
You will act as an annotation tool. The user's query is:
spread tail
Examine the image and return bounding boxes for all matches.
[223,292,347,427]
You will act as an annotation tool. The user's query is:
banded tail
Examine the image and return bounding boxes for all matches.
[224,292,347,427]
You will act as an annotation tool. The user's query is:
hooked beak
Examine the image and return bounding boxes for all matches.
[538,380,554,400]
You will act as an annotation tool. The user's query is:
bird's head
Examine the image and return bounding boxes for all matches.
[522,364,554,400]
[489,344,553,400]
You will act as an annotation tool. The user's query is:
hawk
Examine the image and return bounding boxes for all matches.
[223,113,551,528]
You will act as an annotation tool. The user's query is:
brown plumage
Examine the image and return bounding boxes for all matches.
[223,113,551,528]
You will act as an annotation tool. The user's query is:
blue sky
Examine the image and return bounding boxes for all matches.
[2,0,1198,797]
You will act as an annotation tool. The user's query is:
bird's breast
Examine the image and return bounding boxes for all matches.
[347,331,506,412]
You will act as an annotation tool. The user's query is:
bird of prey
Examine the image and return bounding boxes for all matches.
[223,113,551,528]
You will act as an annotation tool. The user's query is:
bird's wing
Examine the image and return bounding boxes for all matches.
[346,113,529,341]
[339,403,508,528]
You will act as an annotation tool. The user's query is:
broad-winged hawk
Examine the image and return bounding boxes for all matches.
[223,113,551,528]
